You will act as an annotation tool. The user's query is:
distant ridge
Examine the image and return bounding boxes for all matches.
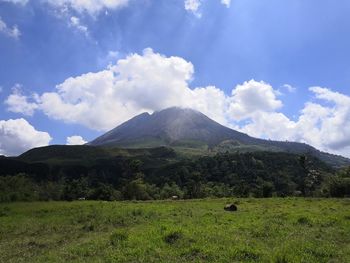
[89,107,350,167]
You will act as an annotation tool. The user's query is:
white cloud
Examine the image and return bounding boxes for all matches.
[241,112,297,141]
[1,0,28,5]
[184,0,230,16]
[44,0,130,16]
[5,84,39,116]
[69,16,88,35]
[32,48,195,130]
[5,49,350,157]
[228,80,282,120]
[221,0,231,7]
[190,86,229,125]
[238,87,350,157]
[7,48,230,129]
[66,135,87,145]
[310,86,350,106]
[306,87,350,150]
[0,118,52,156]
[0,17,20,39]
[282,84,296,93]
[184,0,201,17]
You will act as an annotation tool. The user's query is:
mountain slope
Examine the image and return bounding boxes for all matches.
[89,107,350,167]
[90,107,252,147]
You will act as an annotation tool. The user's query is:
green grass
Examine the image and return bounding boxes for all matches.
[0,198,349,262]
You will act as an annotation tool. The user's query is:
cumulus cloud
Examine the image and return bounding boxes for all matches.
[228,80,282,120]
[5,84,39,116]
[306,87,350,150]
[0,17,20,39]
[5,49,350,157]
[44,0,130,16]
[66,135,87,145]
[189,85,229,125]
[239,87,350,157]
[6,48,232,129]
[0,119,52,156]
[28,48,196,130]
[240,112,297,141]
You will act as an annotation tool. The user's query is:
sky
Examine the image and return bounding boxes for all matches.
[0,0,350,157]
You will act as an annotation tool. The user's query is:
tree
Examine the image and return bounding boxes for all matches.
[89,183,122,201]
[185,172,203,199]
[62,178,89,201]
[123,178,151,200]
[328,177,350,197]
[160,182,184,199]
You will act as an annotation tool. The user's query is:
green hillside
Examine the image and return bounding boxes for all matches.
[2,144,350,202]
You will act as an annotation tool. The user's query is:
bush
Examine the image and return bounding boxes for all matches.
[88,183,122,201]
[0,174,38,202]
[328,177,350,197]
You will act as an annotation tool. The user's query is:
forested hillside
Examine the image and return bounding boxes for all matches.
[1,145,349,202]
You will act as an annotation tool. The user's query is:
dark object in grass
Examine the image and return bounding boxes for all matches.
[224,204,238,212]
[297,216,312,226]
[164,231,183,244]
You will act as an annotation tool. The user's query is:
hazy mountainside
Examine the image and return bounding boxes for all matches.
[90,107,252,147]
[89,107,350,167]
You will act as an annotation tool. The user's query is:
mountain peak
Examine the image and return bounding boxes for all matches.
[152,106,202,117]
[88,107,350,167]
[90,106,247,147]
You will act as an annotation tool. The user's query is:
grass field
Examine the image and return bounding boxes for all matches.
[0,198,349,262]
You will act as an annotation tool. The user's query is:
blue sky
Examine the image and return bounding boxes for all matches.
[1,0,350,157]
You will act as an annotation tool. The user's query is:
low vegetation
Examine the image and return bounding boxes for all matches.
[0,198,349,262]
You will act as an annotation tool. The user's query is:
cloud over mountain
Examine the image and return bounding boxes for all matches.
[5,49,350,157]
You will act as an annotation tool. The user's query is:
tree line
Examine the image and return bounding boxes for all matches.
[0,152,349,202]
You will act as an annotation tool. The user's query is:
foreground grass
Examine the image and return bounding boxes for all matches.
[0,198,349,262]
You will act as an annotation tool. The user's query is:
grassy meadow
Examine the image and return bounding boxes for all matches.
[0,198,349,262]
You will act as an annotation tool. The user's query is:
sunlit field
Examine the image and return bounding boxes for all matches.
[0,198,349,262]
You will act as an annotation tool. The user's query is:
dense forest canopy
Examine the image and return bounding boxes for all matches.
[1,146,349,202]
